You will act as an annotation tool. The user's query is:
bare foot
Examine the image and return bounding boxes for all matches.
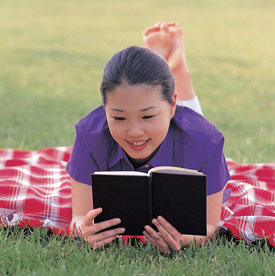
[142,22,195,100]
[142,22,171,60]
[142,22,189,74]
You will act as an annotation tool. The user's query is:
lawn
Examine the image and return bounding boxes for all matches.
[0,0,274,274]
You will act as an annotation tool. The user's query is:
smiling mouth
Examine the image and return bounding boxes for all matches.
[126,139,150,150]
[128,140,147,146]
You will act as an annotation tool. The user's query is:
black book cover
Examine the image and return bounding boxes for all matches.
[92,170,206,236]
[92,174,150,235]
[151,171,206,235]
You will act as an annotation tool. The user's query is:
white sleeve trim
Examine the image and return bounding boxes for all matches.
[176,96,203,116]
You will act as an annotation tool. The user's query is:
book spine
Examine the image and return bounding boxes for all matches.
[147,175,153,225]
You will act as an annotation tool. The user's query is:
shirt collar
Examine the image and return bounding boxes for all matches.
[108,140,127,168]
[146,128,174,168]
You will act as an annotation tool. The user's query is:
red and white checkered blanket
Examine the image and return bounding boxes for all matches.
[0,147,275,246]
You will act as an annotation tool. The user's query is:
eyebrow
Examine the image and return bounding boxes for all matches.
[111,106,156,112]
[140,106,156,112]
[111,108,124,112]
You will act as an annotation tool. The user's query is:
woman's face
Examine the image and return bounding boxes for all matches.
[105,83,177,165]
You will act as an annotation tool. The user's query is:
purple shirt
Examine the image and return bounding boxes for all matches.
[66,105,230,196]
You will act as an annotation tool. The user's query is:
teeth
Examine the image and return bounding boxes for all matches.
[129,141,146,146]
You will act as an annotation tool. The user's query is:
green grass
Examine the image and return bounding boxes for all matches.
[0,227,274,276]
[0,0,275,274]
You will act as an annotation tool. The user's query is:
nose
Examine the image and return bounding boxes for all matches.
[126,122,144,138]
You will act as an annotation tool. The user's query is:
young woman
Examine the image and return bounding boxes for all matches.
[66,22,230,254]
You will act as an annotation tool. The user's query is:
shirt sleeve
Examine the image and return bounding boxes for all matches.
[200,137,230,196]
[66,127,99,186]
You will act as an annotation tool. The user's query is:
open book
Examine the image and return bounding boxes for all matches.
[91,166,206,236]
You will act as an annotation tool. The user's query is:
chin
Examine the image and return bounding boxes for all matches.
[128,153,147,160]
[128,150,155,162]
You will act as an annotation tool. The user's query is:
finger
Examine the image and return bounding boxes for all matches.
[157,216,182,240]
[88,235,117,250]
[87,226,125,248]
[144,225,170,252]
[90,227,125,243]
[82,208,103,227]
[143,230,157,247]
[73,222,84,240]
[143,228,170,254]
[81,218,123,237]
[152,218,181,251]
[144,225,165,244]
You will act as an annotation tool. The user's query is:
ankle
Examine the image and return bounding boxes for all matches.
[173,69,192,81]
[169,58,190,78]
[173,71,196,101]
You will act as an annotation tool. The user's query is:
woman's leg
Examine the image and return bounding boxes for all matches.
[142,22,203,115]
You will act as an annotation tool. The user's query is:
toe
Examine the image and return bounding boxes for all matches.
[154,21,162,27]
[150,26,160,34]
[144,26,154,36]
[168,22,177,27]
[142,27,149,36]
[160,22,169,32]
[175,22,182,29]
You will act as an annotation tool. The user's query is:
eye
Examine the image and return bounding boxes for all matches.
[142,115,155,120]
[113,116,126,121]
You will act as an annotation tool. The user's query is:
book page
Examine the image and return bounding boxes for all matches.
[93,171,148,176]
[148,166,204,176]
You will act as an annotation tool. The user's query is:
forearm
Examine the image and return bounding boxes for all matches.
[181,224,216,247]
[70,178,93,232]
[70,215,86,231]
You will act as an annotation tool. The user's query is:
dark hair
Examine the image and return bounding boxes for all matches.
[100,46,175,105]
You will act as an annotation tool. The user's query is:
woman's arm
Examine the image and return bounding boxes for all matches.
[70,178,93,231]
[70,178,125,249]
[143,189,223,253]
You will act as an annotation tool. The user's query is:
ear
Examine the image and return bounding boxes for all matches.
[170,93,177,119]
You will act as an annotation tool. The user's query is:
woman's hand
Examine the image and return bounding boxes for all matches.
[143,216,216,254]
[74,207,125,249]
[143,216,184,254]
